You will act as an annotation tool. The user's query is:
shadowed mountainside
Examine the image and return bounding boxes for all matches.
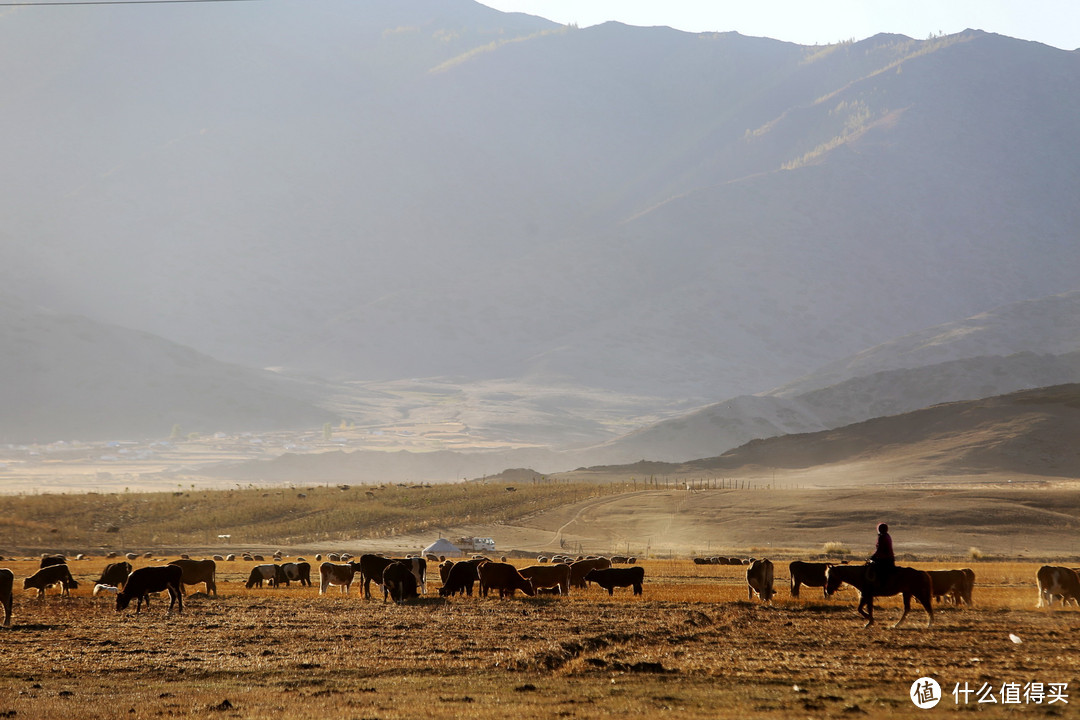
[588,293,1080,463]
[558,384,1080,484]
[0,295,334,443]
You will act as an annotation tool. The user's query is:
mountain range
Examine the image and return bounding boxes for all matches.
[1,1,1078,459]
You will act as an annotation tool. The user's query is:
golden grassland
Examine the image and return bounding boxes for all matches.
[0,482,629,550]
[1,557,1078,719]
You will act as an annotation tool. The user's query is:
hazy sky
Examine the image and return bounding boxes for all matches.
[479,1,1080,51]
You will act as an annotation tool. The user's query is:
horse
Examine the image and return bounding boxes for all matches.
[824,563,933,628]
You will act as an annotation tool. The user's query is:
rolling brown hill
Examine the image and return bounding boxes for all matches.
[558,384,1080,485]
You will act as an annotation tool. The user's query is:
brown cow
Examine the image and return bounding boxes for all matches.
[957,568,975,606]
[1037,566,1080,608]
[927,569,971,606]
[23,564,78,600]
[319,562,357,595]
[438,560,455,584]
[746,559,775,602]
[789,560,833,598]
[168,558,218,596]
[477,562,534,598]
[584,566,644,596]
[569,558,611,589]
[519,564,571,595]
[0,568,12,626]
[95,561,132,590]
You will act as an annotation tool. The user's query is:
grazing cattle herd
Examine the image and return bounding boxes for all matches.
[0,550,1078,630]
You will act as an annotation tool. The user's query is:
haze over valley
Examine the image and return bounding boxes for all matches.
[2,0,1079,486]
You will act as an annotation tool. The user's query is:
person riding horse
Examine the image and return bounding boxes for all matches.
[866,522,895,588]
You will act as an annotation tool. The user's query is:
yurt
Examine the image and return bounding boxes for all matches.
[423,538,462,557]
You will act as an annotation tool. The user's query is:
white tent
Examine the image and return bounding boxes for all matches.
[423,538,463,557]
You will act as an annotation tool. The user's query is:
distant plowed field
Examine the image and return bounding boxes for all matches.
[1,558,1077,719]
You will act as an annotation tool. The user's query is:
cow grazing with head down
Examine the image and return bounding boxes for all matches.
[789,560,833,598]
[477,562,534,598]
[95,561,132,590]
[438,560,455,585]
[957,568,975,606]
[518,564,571,595]
[245,564,281,589]
[927,569,972,606]
[319,562,358,595]
[382,562,419,603]
[584,566,644,596]
[439,558,488,597]
[23,564,79,600]
[569,558,612,589]
[1037,565,1080,608]
[358,555,395,599]
[168,558,218,596]
[746,559,775,602]
[0,568,13,626]
[278,562,312,587]
[116,565,183,614]
[358,554,427,599]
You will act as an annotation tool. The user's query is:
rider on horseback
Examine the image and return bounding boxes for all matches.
[866,522,895,588]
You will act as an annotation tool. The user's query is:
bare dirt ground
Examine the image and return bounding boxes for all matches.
[0,558,1077,719]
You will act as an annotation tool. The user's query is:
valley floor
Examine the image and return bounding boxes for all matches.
[0,559,1076,720]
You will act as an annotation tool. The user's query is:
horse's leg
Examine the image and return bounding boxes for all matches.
[893,593,912,628]
[858,593,875,627]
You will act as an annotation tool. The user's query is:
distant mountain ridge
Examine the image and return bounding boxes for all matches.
[566,383,1080,483]
[589,293,1080,463]
[0,4,1076,404]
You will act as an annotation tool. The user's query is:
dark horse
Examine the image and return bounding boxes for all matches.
[825,564,933,628]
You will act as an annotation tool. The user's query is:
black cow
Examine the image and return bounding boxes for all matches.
[358,555,426,598]
[0,568,13,626]
[357,555,395,598]
[116,565,184,614]
[167,558,217,596]
[245,564,281,589]
[278,561,312,587]
[96,561,133,590]
[382,562,419,603]
[40,554,67,568]
[23,564,78,599]
[439,558,489,597]
[584,566,644,596]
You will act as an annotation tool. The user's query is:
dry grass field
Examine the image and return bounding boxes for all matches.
[1,557,1078,719]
